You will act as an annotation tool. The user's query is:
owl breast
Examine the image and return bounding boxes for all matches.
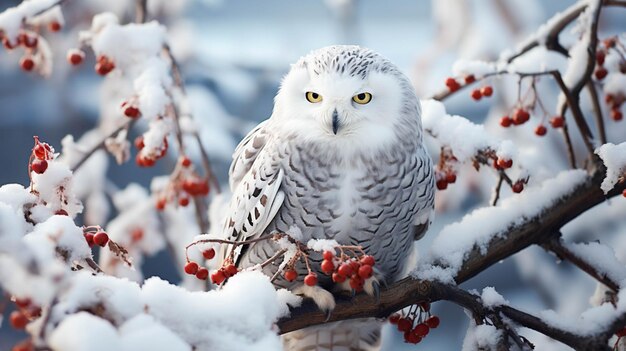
[245,137,432,286]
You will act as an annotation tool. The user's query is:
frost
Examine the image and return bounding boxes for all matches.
[595,142,626,193]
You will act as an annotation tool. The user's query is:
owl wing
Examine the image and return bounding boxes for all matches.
[221,121,285,264]
[412,149,436,241]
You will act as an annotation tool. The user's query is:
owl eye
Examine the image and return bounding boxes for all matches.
[352,92,372,104]
[305,92,323,103]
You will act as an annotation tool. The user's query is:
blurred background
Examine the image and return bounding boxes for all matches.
[1,0,625,349]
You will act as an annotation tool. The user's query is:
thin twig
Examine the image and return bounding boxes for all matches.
[135,0,148,24]
[587,81,607,145]
[491,174,504,206]
[70,120,134,172]
[260,249,287,269]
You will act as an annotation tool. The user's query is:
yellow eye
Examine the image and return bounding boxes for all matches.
[305,91,323,103]
[352,92,372,104]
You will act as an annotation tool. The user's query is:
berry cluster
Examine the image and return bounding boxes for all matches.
[434,148,458,191]
[314,249,375,292]
[444,75,494,101]
[134,135,169,168]
[29,136,53,175]
[596,37,625,121]
[1,19,62,74]
[82,226,110,248]
[389,302,440,345]
[184,247,240,284]
[153,155,210,211]
[8,297,41,331]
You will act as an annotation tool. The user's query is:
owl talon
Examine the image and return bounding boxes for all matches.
[293,284,336,314]
[325,309,333,322]
[371,280,381,303]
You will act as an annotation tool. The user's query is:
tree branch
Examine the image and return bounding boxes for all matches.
[278,166,626,341]
[542,236,620,292]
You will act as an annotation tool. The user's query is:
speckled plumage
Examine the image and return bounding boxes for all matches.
[221,45,435,351]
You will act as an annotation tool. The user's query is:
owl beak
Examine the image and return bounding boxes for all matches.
[332,109,340,135]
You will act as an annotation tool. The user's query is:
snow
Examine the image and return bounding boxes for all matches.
[31,160,83,218]
[421,99,518,170]
[416,169,588,280]
[462,321,502,351]
[307,239,339,252]
[27,215,92,262]
[452,60,497,78]
[564,242,626,286]
[595,142,626,193]
[506,46,566,73]
[481,287,509,307]
[49,312,123,351]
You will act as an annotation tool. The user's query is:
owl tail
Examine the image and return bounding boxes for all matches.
[282,319,381,351]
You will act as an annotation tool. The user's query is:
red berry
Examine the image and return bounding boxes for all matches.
[464,75,476,84]
[223,264,237,277]
[389,314,401,325]
[181,157,192,167]
[48,21,62,32]
[497,158,513,169]
[596,50,606,65]
[623,189,626,198]
[512,182,524,193]
[612,109,623,121]
[481,86,493,97]
[134,136,145,150]
[425,315,440,328]
[55,209,68,216]
[445,78,460,92]
[31,159,48,174]
[284,269,298,282]
[445,172,457,184]
[67,49,84,65]
[337,263,353,277]
[15,298,31,309]
[93,232,109,247]
[33,144,47,160]
[321,259,335,274]
[349,260,360,273]
[360,255,375,266]
[550,115,565,128]
[323,250,335,261]
[500,116,512,128]
[349,275,364,291]
[595,67,608,80]
[131,228,144,242]
[136,154,155,167]
[535,125,547,136]
[10,311,28,329]
[195,268,209,280]
[332,272,346,283]
[178,197,190,207]
[470,89,482,101]
[124,106,141,119]
[512,109,530,125]
[404,332,422,344]
[20,57,35,72]
[202,248,216,260]
[304,273,318,286]
[605,94,615,105]
[2,37,16,50]
[155,198,166,211]
[184,262,199,275]
[11,339,34,351]
[413,323,430,337]
[397,318,412,332]
[84,233,94,247]
[22,34,38,48]
[436,179,448,190]
[95,57,115,76]
[420,301,431,312]
[358,264,373,279]
[211,270,226,284]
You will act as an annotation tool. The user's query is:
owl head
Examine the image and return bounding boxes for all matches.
[271,45,421,152]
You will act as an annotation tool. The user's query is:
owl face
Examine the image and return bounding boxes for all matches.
[271,46,414,153]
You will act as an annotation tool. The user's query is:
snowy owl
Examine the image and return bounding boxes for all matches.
[222,45,435,350]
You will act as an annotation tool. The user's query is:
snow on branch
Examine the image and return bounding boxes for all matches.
[595,142,626,194]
